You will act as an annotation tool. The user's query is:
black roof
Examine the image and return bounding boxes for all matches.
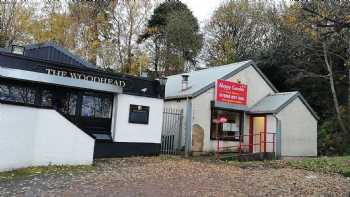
[24,42,96,69]
[1,42,95,69]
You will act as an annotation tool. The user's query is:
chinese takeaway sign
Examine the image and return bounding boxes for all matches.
[215,80,247,106]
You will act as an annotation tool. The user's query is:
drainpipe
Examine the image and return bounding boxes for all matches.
[181,74,192,157]
[184,96,192,157]
[273,114,282,159]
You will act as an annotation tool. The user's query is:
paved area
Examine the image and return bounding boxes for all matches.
[0,157,349,197]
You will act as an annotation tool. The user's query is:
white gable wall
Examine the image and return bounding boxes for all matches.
[276,97,317,157]
[225,66,275,107]
[191,65,276,152]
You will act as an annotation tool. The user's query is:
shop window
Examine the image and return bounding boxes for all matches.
[210,108,242,141]
[82,95,112,118]
[0,84,36,105]
[129,105,149,124]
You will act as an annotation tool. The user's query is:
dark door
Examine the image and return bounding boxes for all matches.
[79,91,114,137]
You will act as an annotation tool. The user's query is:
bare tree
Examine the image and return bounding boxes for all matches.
[0,0,31,47]
[203,0,275,66]
[104,0,153,73]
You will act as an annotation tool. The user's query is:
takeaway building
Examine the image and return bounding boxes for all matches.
[165,60,318,158]
[0,43,164,171]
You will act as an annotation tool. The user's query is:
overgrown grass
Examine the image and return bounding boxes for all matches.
[219,155,350,177]
[0,165,95,181]
[284,156,350,177]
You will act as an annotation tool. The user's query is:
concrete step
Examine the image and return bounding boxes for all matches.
[217,152,276,161]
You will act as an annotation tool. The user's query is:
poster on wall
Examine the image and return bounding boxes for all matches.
[215,79,248,106]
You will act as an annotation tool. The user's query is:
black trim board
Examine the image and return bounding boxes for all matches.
[94,142,161,158]
[0,51,162,98]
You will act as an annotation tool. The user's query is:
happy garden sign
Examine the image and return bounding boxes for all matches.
[215,79,247,106]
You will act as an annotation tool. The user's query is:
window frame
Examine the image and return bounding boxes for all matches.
[210,104,244,141]
[0,80,38,106]
[81,92,114,119]
[128,104,150,124]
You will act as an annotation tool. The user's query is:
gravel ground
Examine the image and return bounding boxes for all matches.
[0,156,349,197]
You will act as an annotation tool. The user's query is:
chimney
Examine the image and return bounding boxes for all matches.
[181,74,189,90]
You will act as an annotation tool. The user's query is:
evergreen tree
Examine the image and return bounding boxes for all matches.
[139,0,203,76]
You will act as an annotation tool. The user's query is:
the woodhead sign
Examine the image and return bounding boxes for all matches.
[215,79,247,106]
[45,68,126,88]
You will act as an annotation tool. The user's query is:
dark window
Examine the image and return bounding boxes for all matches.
[59,93,78,116]
[210,108,242,141]
[41,90,53,107]
[41,90,77,116]
[0,84,36,105]
[82,95,112,118]
[129,104,149,124]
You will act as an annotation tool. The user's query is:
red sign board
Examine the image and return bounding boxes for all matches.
[215,80,247,106]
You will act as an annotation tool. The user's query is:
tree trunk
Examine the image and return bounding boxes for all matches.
[126,18,133,74]
[348,36,350,111]
[348,68,350,110]
[154,36,160,77]
[323,42,348,134]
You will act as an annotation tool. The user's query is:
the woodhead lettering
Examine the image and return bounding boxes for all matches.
[46,68,126,88]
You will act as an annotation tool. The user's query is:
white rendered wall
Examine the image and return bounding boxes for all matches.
[0,103,95,172]
[277,98,317,157]
[113,94,163,144]
[266,115,277,153]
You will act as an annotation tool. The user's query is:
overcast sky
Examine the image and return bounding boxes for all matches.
[180,0,290,27]
[180,0,224,26]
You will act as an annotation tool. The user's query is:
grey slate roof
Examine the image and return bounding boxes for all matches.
[165,60,277,99]
[249,91,319,120]
[0,42,96,69]
[24,42,96,68]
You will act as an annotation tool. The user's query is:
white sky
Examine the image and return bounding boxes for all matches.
[180,0,225,26]
[180,0,290,27]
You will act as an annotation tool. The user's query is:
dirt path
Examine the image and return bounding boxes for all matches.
[0,157,349,197]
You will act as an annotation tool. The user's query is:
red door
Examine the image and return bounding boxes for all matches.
[249,115,267,153]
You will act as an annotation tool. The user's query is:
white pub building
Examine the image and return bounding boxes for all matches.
[0,43,164,171]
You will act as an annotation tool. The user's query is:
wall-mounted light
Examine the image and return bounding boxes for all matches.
[11,45,25,55]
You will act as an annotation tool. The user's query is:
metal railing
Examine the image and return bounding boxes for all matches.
[161,108,183,155]
[216,132,276,160]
